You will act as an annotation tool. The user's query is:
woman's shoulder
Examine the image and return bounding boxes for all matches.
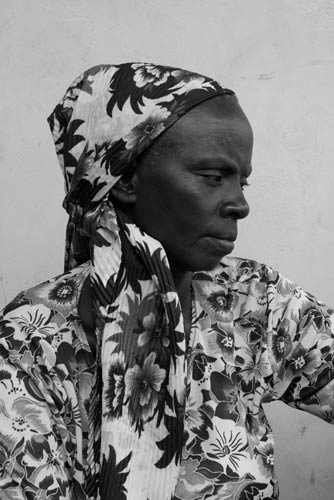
[1,262,90,317]
[193,255,280,286]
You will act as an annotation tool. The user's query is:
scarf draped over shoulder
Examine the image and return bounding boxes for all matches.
[48,63,233,500]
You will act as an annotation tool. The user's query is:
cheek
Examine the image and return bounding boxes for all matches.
[135,171,216,244]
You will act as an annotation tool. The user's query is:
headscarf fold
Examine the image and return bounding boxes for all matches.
[48,63,234,500]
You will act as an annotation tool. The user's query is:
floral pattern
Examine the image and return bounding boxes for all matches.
[45,63,236,500]
[2,62,333,499]
[0,256,333,499]
[46,63,232,272]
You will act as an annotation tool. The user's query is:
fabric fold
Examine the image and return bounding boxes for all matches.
[48,62,233,499]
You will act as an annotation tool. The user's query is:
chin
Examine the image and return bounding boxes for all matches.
[198,261,222,272]
[167,249,227,274]
[187,256,224,273]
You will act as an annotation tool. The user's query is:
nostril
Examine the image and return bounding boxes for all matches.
[223,201,249,219]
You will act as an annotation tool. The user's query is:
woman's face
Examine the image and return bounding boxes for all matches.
[124,96,253,272]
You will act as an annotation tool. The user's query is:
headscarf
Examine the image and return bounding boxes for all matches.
[48,63,234,500]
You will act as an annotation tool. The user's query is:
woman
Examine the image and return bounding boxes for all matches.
[0,63,333,500]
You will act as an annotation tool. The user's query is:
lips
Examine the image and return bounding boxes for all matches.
[210,233,237,242]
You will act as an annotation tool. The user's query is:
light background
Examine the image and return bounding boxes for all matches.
[1,1,334,498]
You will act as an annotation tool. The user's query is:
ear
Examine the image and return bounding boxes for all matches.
[110,172,138,205]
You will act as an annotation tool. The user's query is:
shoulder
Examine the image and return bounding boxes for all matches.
[217,256,333,323]
[0,262,90,355]
[192,255,327,319]
[193,255,280,286]
[1,262,90,317]
[0,264,91,496]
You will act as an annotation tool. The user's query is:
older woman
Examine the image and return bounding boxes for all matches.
[0,63,333,500]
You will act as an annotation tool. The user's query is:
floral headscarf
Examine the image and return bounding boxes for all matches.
[48,63,234,500]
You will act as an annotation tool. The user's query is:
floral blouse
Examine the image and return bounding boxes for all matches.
[0,256,333,500]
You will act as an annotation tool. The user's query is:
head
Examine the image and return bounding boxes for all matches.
[111,94,253,272]
[48,63,252,272]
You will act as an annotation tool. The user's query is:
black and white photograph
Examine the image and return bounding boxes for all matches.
[1,2,334,499]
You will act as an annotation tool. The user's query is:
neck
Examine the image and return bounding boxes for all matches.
[170,264,193,340]
[169,264,192,308]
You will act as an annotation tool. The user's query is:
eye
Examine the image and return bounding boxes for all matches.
[205,174,223,183]
[198,173,223,184]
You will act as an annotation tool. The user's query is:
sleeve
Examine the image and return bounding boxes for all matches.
[0,306,75,499]
[265,270,334,422]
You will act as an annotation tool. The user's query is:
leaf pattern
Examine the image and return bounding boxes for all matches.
[100,446,132,500]
[2,63,333,499]
[0,257,333,499]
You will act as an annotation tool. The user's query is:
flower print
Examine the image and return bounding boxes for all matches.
[199,285,235,323]
[298,306,332,335]
[287,345,321,375]
[0,320,15,340]
[275,274,296,299]
[22,434,67,491]
[35,479,67,500]
[100,445,132,500]
[60,72,84,108]
[171,69,206,85]
[267,320,292,369]
[10,397,51,439]
[48,328,71,352]
[259,264,279,284]
[174,456,215,500]
[217,475,273,500]
[239,281,268,319]
[124,352,166,426]
[104,352,126,420]
[0,433,18,486]
[0,396,52,457]
[5,305,58,341]
[48,279,78,306]
[137,312,169,357]
[201,418,248,476]
[234,344,265,393]
[169,69,215,95]
[184,396,214,441]
[210,371,241,423]
[287,286,318,322]
[0,316,27,344]
[190,350,216,382]
[285,317,324,377]
[18,349,35,370]
[207,290,234,322]
[123,107,170,153]
[235,318,265,348]
[235,260,257,282]
[0,369,14,393]
[293,286,305,300]
[255,440,275,479]
[206,324,235,364]
[297,379,334,419]
[133,63,170,88]
[26,277,80,317]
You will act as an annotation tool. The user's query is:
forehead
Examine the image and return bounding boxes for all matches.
[155,96,253,169]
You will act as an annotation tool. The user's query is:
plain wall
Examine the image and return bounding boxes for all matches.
[1,1,334,498]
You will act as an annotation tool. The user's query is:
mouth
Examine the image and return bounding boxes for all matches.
[212,234,237,242]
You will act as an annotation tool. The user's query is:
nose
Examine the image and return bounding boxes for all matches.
[219,188,250,220]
